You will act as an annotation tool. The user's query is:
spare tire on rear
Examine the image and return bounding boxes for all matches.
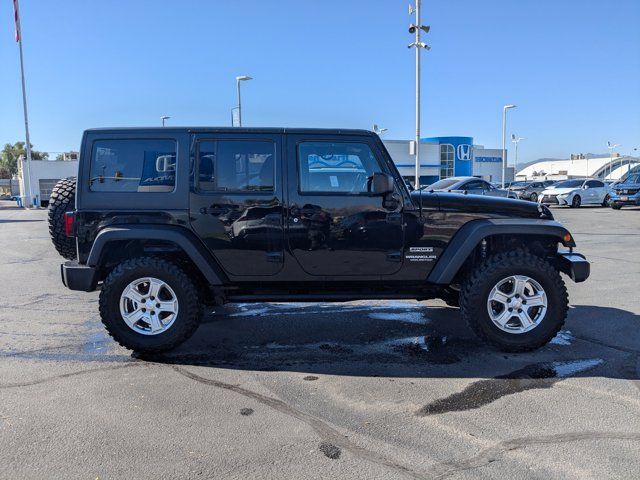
[48,177,77,260]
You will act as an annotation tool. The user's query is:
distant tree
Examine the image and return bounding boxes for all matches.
[55,153,64,161]
[0,142,49,178]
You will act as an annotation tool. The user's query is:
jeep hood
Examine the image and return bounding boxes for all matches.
[411,191,550,219]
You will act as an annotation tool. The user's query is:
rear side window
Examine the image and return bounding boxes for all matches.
[586,180,604,188]
[297,142,382,194]
[197,140,275,192]
[90,139,176,192]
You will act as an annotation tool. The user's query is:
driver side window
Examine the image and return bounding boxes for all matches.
[297,141,384,194]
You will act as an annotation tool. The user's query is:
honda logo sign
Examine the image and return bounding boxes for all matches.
[457,144,472,160]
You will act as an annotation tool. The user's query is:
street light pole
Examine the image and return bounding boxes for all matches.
[14,0,34,208]
[235,75,252,127]
[501,104,516,188]
[511,134,524,179]
[607,141,620,179]
[160,115,170,127]
[414,1,420,189]
[408,3,430,189]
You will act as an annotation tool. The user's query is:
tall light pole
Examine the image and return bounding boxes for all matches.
[501,104,516,188]
[235,75,252,127]
[408,2,430,189]
[511,134,525,178]
[13,0,34,208]
[630,148,638,177]
[160,115,170,127]
[607,141,620,179]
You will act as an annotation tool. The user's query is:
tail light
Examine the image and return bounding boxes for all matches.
[64,211,76,237]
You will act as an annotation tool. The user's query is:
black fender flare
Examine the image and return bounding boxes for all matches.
[87,225,226,285]
[426,218,575,285]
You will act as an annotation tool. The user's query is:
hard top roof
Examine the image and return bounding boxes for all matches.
[84,127,376,136]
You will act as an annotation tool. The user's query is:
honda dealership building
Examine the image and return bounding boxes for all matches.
[382,136,511,186]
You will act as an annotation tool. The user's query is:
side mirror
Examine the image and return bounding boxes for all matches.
[582,184,589,189]
[369,172,395,195]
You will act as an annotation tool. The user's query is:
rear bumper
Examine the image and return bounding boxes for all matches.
[61,261,99,292]
[556,252,590,283]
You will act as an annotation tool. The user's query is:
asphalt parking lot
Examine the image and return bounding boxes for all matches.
[0,200,638,479]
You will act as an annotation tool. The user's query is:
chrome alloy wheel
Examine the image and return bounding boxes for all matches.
[486,275,547,334]
[119,277,179,335]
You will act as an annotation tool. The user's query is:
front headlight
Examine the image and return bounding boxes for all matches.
[557,192,570,198]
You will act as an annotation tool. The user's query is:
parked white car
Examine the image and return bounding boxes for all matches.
[539,178,611,208]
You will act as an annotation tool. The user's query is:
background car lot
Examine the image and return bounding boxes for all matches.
[0,200,639,479]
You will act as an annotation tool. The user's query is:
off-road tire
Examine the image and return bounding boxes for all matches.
[570,195,581,208]
[99,257,202,353]
[460,249,568,352]
[48,177,76,260]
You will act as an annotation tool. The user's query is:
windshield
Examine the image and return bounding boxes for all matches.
[554,179,584,188]
[509,181,529,187]
[621,174,640,184]
[427,178,460,190]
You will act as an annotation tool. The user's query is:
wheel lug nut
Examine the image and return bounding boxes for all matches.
[156,303,161,308]
[518,309,522,313]
[150,296,155,301]
[508,308,513,312]
[141,308,146,313]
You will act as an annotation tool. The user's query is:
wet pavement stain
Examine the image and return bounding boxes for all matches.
[319,442,341,460]
[239,408,254,416]
[416,359,604,416]
[303,375,319,381]
[391,335,469,365]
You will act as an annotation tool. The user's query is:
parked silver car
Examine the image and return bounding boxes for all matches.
[427,177,518,199]
[508,180,556,202]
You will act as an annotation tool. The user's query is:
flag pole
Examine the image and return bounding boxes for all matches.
[14,0,34,208]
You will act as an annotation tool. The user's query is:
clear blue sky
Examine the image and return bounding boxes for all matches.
[1,0,639,163]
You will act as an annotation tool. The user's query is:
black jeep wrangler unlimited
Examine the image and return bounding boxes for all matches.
[49,127,589,354]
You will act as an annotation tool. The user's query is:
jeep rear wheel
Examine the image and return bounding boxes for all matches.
[99,257,202,353]
[47,177,77,260]
[460,250,568,352]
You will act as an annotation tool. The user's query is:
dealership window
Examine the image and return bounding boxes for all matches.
[440,144,454,179]
[297,142,382,194]
[90,139,176,192]
[197,140,275,192]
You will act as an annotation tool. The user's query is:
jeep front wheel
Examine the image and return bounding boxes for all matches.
[460,250,568,352]
[99,257,202,353]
